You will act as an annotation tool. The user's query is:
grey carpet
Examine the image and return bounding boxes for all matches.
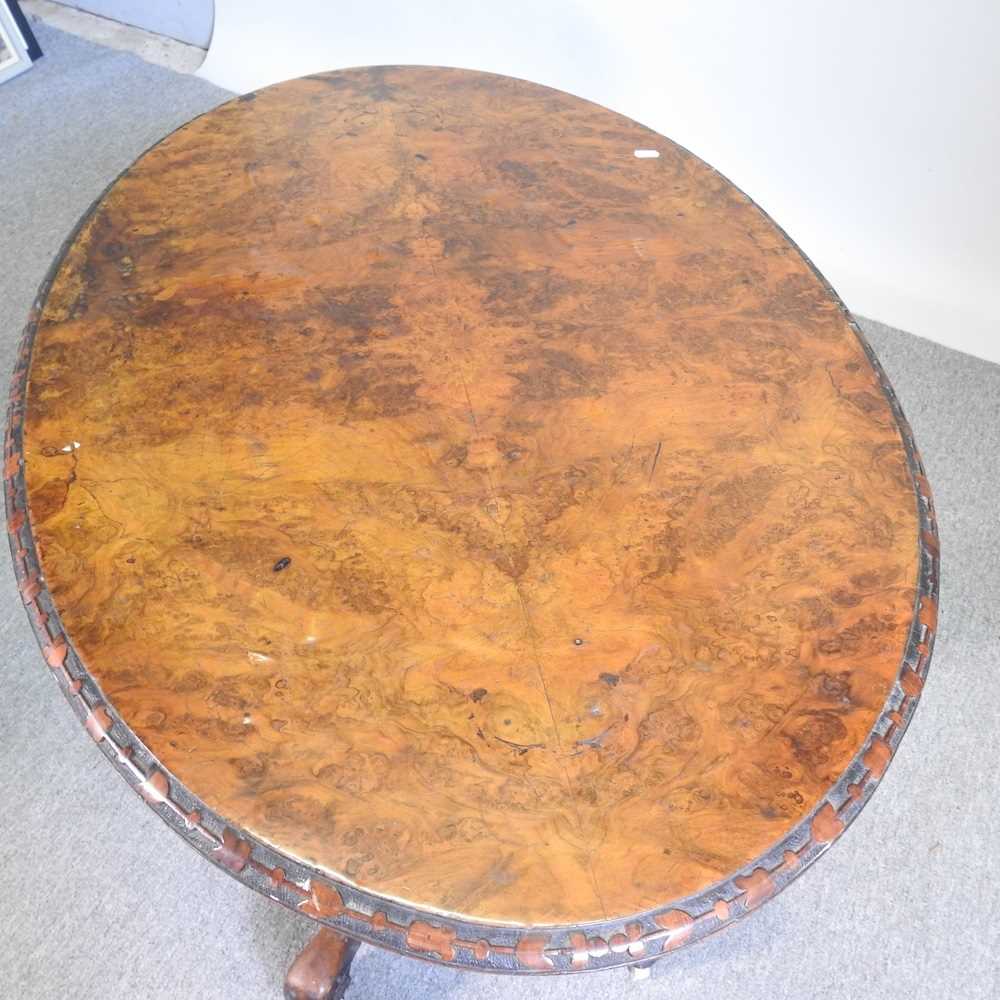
[1,21,997,1000]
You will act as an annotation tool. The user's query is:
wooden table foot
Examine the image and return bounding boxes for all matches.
[284,928,359,1000]
[628,957,657,982]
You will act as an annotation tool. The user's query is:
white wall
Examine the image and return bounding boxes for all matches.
[198,0,1000,364]
[64,0,213,47]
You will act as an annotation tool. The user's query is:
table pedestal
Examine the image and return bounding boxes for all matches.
[284,929,359,1000]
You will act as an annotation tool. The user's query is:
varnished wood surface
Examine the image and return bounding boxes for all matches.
[21,67,921,927]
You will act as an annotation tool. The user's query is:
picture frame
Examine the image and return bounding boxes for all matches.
[0,0,42,87]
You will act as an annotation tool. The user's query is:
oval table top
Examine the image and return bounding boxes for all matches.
[6,66,938,971]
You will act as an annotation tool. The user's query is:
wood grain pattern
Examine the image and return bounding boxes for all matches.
[20,67,922,927]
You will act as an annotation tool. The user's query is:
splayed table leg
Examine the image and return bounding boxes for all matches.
[284,928,359,1000]
[629,957,658,982]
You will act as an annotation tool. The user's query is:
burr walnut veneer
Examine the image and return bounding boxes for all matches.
[5,67,938,983]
